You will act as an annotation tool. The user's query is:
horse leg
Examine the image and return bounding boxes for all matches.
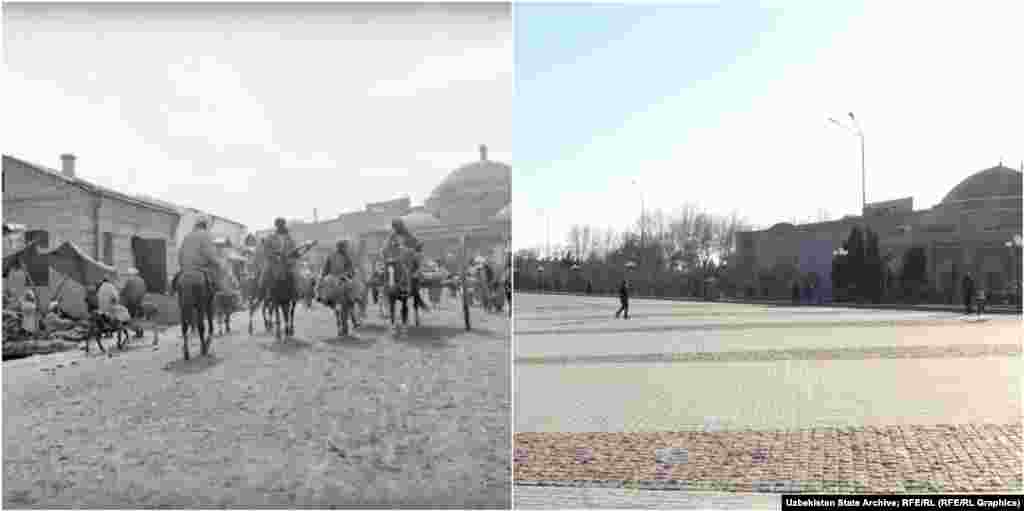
[198,305,208,356]
[248,299,255,335]
[389,296,397,332]
[182,313,190,361]
[340,300,350,337]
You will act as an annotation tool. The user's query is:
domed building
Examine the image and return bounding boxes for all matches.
[286,146,511,274]
[424,145,511,226]
[734,163,1023,302]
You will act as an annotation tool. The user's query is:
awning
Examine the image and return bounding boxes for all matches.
[4,240,117,286]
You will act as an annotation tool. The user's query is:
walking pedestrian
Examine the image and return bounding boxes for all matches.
[975,285,986,317]
[791,279,800,305]
[614,278,630,319]
[962,273,975,314]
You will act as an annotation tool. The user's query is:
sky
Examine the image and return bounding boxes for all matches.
[3,2,512,232]
[514,1,1024,255]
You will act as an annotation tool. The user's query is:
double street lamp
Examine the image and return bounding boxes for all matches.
[828,112,866,216]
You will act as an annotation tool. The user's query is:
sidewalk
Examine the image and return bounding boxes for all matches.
[515,485,780,510]
[518,290,1023,315]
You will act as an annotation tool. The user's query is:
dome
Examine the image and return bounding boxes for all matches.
[492,204,510,222]
[399,210,442,232]
[941,165,1022,204]
[424,145,511,225]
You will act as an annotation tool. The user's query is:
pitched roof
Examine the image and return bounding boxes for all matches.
[3,154,180,215]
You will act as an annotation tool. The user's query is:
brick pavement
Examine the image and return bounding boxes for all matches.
[514,293,1024,505]
[515,425,1024,493]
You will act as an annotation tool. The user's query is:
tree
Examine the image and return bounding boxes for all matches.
[899,246,928,300]
[863,228,883,303]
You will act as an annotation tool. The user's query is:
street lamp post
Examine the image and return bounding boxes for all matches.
[1005,234,1022,307]
[833,247,849,302]
[828,113,866,215]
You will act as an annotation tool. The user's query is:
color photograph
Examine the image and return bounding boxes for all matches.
[512,2,1022,508]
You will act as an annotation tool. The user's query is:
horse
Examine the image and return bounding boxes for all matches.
[297,273,316,310]
[244,269,274,335]
[176,269,214,360]
[378,252,424,334]
[213,271,242,337]
[317,274,363,336]
[262,251,300,340]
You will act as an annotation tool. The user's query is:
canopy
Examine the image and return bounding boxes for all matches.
[43,241,119,286]
[3,240,117,287]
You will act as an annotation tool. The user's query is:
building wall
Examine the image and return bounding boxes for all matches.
[97,195,178,278]
[736,195,1022,299]
[3,157,95,256]
[3,156,180,292]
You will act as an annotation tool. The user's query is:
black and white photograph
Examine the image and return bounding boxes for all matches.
[3,2,511,508]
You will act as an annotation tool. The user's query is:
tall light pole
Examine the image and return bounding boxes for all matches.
[828,112,866,216]
[1006,234,1022,307]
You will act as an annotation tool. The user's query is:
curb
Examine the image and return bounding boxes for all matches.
[516,291,1022,315]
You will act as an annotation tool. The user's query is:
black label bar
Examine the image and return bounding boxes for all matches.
[782,495,1022,511]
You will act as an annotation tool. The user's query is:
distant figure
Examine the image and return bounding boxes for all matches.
[120,268,148,319]
[962,273,976,314]
[7,261,28,303]
[975,286,987,317]
[791,280,801,305]
[586,280,593,295]
[97,276,120,317]
[20,290,39,335]
[615,278,630,319]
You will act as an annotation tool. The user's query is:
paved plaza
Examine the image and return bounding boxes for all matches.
[514,293,1023,507]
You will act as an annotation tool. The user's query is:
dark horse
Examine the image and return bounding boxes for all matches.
[380,255,426,334]
[263,251,300,340]
[176,269,214,360]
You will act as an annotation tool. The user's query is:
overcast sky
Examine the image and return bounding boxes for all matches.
[515,1,1024,254]
[4,2,512,231]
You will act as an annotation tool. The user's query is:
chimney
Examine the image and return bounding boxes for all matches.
[60,154,76,178]
[479,144,488,161]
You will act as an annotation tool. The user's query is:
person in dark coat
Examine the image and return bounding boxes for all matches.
[791,279,801,305]
[614,278,630,319]
[962,273,975,314]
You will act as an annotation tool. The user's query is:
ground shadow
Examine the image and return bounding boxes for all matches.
[259,336,314,356]
[320,334,378,349]
[389,324,470,349]
[162,353,224,375]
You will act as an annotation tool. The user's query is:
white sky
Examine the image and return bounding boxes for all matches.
[514,1,1024,253]
[3,3,512,231]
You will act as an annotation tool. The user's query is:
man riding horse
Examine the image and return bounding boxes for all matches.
[175,217,222,300]
[263,217,302,291]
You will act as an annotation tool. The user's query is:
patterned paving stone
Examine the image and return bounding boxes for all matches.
[514,424,1024,493]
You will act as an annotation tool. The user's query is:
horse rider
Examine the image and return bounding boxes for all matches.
[176,217,222,299]
[380,218,420,282]
[264,217,302,289]
[320,239,355,304]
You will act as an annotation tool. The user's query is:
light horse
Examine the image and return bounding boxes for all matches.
[317,274,363,337]
[245,247,274,335]
[212,265,242,337]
